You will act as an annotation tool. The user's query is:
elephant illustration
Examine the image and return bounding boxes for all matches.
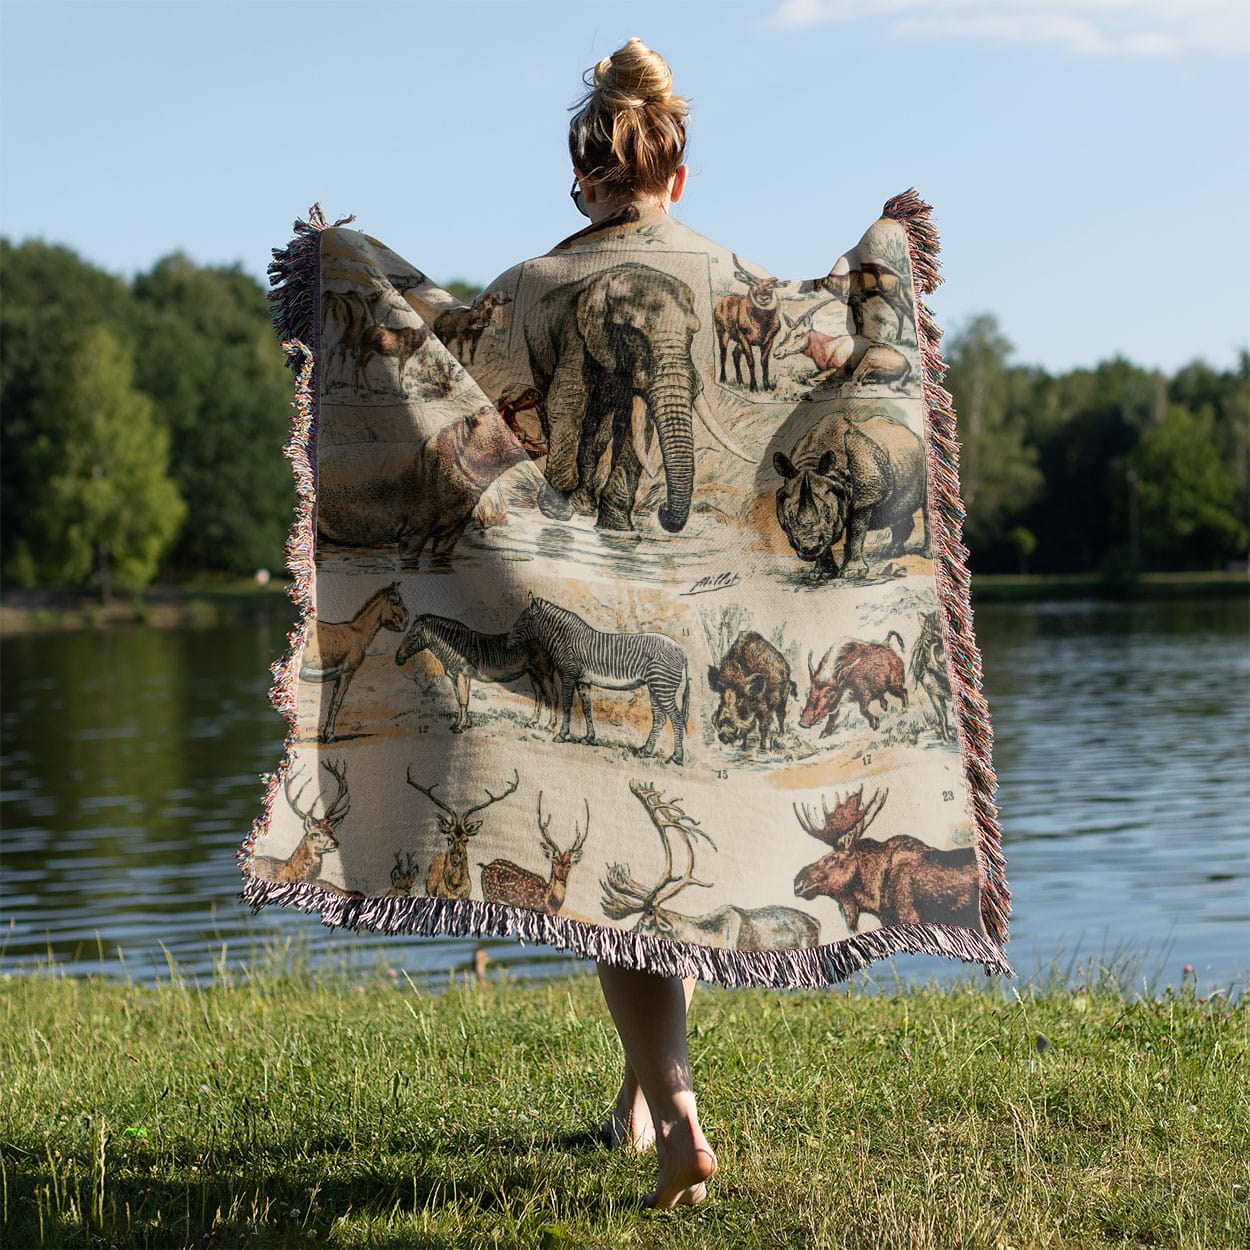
[773,408,929,579]
[525,262,745,534]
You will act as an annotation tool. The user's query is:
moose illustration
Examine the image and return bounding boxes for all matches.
[479,792,590,914]
[792,787,980,931]
[600,780,820,949]
[406,767,520,900]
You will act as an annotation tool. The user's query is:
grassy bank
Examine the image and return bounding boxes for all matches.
[2,968,1245,1249]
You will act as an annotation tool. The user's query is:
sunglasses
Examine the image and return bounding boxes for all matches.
[570,176,589,219]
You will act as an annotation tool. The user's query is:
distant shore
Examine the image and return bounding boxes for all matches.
[1,570,1244,635]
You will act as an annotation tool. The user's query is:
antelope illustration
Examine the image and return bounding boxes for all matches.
[910,611,954,743]
[406,767,520,899]
[600,781,820,949]
[713,255,783,392]
[250,760,351,885]
[300,582,409,742]
[479,792,590,913]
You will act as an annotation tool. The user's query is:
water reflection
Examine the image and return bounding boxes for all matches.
[2,596,1246,989]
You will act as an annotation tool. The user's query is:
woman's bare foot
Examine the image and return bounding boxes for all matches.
[644,1117,717,1210]
[602,1078,655,1151]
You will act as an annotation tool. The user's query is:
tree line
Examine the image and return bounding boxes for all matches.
[1,238,1245,593]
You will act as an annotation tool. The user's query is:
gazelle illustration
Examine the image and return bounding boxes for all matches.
[406,767,520,900]
[250,760,351,884]
[479,792,590,913]
[300,582,408,742]
[600,781,820,949]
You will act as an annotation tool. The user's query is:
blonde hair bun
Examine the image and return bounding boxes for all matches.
[569,38,689,197]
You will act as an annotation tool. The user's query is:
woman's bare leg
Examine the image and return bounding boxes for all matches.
[596,964,716,1208]
[602,977,696,1151]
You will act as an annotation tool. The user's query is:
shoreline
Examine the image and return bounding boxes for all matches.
[2,570,1244,634]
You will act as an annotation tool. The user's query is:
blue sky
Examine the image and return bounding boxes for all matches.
[2,0,1246,374]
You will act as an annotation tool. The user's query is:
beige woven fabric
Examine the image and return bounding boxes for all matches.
[240,196,1011,986]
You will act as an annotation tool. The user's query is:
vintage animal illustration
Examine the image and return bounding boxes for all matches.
[406,768,520,900]
[800,632,908,735]
[707,631,797,752]
[773,410,928,579]
[793,788,979,930]
[525,261,748,533]
[354,322,431,393]
[495,385,547,457]
[507,595,691,765]
[316,407,530,561]
[299,583,408,741]
[910,610,954,742]
[433,291,511,364]
[478,792,590,913]
[713,255,783,392]
[250,761,351,885]
[395,612,559,733]
[385,850,421,898]
[773,312,911,392]
[320,289,375,375]
[601,781,821,949]
[821,261,915,344]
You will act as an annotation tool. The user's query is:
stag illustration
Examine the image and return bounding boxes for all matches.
[793,787,980,931]
[250,761,351,886]
[406,768,520,900]
[600,781,820,949]
[385,850,421,898]
[479,792,589,913]
[300,582,408,742]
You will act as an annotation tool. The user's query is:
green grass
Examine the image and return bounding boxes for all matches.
[1,963,1246,1249]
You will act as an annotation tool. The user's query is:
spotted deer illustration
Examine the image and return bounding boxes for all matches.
[479,792,590,913]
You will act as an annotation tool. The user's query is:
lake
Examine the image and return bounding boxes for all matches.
[2,596,1246,992]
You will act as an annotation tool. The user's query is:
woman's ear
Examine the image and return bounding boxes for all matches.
[669,165,688,203]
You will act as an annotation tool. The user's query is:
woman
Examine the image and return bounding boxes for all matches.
[559,38,716,1210]
[249,34,1010,1219]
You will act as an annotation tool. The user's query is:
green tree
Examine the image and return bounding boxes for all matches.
[131,256,293,574]
[1129,405,1246,570]
[21,327,185,596]
[1,239,139,579]
[943,315,1043,564]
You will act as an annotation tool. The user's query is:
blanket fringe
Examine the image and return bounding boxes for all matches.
[241,874,1013,988]
[884,189,1011,947]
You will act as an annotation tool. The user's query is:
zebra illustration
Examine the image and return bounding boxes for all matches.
[395,613,559,733]
[506,595,691,765]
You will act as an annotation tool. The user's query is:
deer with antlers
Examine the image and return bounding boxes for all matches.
[793,787,980,932]
[406,767,520,899]
[251,760,351,885]
[479,792,590,913]
[600,781,820,949]
[384,850,421,898]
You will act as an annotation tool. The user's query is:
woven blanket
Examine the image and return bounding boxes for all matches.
[239,193,1011,987]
